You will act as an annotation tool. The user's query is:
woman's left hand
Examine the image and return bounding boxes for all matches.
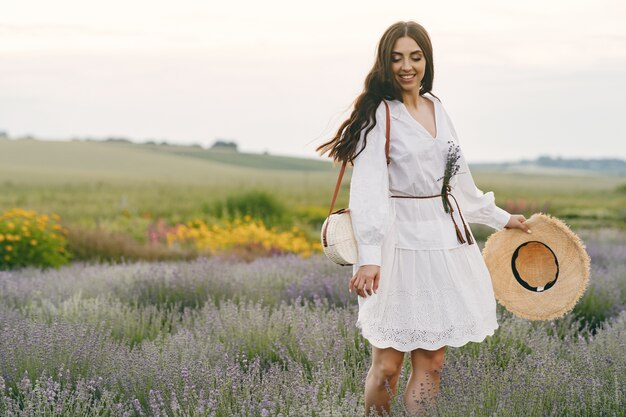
[505,214,532,234]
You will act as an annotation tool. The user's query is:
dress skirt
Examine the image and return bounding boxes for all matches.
[353,218,500,352]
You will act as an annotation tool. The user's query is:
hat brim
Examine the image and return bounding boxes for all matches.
[483,213,590,321]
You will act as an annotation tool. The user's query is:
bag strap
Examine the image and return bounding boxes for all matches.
[327,100,391,217]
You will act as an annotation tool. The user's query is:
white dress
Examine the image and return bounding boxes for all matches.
[349,93,511,352]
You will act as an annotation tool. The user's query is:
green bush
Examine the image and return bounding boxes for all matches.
[0,208,71,269]
[295,205,328,228]
[208,190,288,225]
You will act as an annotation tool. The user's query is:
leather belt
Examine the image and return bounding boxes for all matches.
[390,185,474,245]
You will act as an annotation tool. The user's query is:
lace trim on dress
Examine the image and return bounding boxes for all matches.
[357,320,498,351]
[356,286,499,351]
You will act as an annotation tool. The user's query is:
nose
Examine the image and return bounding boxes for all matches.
[401,59,412,71]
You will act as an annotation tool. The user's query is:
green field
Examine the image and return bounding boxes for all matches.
[1,138,624,230]
[1,138,624,416]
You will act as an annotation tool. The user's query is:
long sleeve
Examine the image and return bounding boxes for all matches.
[348,102,392,267]
[443,108,511,231]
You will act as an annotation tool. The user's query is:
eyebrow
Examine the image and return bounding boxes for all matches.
[391,50,423,55]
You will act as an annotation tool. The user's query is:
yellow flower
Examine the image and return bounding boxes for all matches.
[166,216,320,258]
[7,222,14,230]
[3,255,9,261]
[0,235,4,242]
[5,245,13,252]
[30,239,37,246]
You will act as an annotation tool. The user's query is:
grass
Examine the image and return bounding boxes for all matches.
[1,139,624,231]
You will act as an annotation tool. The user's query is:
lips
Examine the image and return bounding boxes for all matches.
[398,74,416,83]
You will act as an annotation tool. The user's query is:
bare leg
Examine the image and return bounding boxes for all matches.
[364,345,405,416]
[403,346,446,416]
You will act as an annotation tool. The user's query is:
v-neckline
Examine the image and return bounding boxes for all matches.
[399,94,439,140]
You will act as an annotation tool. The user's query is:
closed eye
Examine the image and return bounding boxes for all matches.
[392,58,421,63]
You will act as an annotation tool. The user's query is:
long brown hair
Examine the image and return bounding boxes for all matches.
[316,21,439,164]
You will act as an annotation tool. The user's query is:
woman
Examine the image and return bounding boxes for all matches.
[316,21,531,416]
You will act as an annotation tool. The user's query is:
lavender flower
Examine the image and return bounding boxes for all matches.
[437,140,464,213]
[0,233,623,416]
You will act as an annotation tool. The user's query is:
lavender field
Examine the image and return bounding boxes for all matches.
[0,229,624,416]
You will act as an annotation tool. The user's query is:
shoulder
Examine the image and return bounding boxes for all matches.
[422,91,449,117]
[358,101,391,146]
[424,91,442,103]
[437,99,458,141]
[376,99,403,122]
[374,99,391,118]
[366,100,394,131]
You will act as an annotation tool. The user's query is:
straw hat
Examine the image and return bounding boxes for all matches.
[482,213,590,321]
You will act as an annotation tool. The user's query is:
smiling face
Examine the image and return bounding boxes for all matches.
[390,36,426,94]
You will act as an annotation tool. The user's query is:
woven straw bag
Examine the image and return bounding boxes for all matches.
[320,100,391,266]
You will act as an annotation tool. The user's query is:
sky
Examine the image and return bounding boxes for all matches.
[1,0,625,163]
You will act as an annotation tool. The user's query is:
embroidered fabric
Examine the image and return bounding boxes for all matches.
[354,243,500,351]
[349,95,507,350]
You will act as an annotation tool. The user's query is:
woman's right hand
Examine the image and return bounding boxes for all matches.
[349,265,381,297]
[505,214,532,233]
